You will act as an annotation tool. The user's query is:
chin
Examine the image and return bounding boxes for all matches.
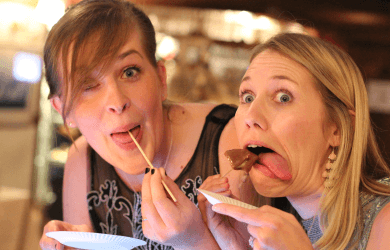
[250,173,289,197]
[117,162,146,176]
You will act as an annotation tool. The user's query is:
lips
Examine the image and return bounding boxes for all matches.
[111,125,140,148]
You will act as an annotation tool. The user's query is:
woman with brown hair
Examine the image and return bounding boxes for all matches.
[39,0,260,249]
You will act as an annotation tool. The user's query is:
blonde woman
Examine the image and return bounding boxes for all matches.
[209,33,390,249]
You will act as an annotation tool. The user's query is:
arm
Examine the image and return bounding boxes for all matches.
[366,201,390,249]
[40,136,93,250]
[63,136,93,227]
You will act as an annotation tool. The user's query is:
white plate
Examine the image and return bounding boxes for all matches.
[198,189,258,209]
[46,231,146,250]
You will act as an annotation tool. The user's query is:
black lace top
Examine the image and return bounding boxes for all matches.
[87,104,237,250]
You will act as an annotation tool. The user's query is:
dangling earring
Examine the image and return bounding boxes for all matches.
[322,147,337,189]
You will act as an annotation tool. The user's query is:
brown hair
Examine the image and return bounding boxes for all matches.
[250,33,390,249]
[44,0,157,122]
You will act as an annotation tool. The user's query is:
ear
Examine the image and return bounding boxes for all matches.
[50,96,75,127]
[50,96,63,115]
[328,121,341,147]
[157,60,168,101]
[327,110,355,147]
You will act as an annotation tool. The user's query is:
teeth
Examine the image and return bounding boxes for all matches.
[248,145,262,148]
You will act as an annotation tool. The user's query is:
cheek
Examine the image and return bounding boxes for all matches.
[278,114,325,145]
[234,113,247,146]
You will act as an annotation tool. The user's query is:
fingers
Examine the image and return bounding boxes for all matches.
[197,175,231,203]
[202,176,230,193]
[40,221,61,250]
[197,175,233,228]
[213,204,310,250]
[142,167,194,240]
[149,168,180,224]
[212,203,262,226]
[212,204,287,228]
[141,168,167,238]
[40,220,77,250]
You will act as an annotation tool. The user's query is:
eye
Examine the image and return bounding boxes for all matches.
[242,93,255,103]
[85,85,98,91]
[122,66,140,79]
[82,79,99,92]
[276,92,292,103]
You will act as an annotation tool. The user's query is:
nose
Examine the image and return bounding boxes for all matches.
[105,80,130,114]
[244,101,268,130]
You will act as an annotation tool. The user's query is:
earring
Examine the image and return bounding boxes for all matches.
[68,122,73,127]
[322,147,337,189]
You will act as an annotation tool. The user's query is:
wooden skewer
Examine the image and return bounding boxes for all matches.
[221,169,233,178]
[128,131,177,202]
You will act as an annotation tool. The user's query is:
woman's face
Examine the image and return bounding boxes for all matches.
[235,50,338,199]
[60,30,167,174]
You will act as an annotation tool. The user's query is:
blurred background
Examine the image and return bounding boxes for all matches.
[1,0,390,249]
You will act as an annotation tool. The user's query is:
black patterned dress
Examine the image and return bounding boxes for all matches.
[87,104,236,250]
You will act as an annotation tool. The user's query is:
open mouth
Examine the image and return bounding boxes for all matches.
[111,125,140,136]
[110,125,140,144]
[247,145,274,155]
[129,125,140,134]
[246,144,292,180]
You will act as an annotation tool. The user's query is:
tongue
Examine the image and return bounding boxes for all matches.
[259,152,292,180]
[111,126,140,143]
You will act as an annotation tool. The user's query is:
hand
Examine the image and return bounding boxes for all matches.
[197,175,251,250]
[212,204,313,250]
[198,174,231,226]
[39,220,93,250]
[141,168,220,250]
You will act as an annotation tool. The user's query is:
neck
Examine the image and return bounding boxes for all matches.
[153,107,173,172]
[287,189,323,220]
[116,168,144,192]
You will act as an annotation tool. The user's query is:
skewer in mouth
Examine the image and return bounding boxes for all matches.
[128,130,177,202]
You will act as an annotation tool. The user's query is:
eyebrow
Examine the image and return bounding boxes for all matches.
[272,75,298,85]
[118,49,143,60]
[241,75,298,85]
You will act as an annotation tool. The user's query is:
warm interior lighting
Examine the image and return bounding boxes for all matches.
[156,35,180,61]
[254,16,273,30]
[285,22,305,34]
[33,0,65,30]
[0,2,34,24]
[13,52,42,84]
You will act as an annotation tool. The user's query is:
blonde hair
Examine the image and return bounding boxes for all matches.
[251,33,390,249]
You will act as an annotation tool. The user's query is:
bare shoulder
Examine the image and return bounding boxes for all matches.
[169,103,216,141]
[66,136,89,169]
[366,199,390,249]
[170,102,216,124]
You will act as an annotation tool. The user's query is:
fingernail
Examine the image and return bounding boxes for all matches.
[145,168,150,174]
[151,169,155,175]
